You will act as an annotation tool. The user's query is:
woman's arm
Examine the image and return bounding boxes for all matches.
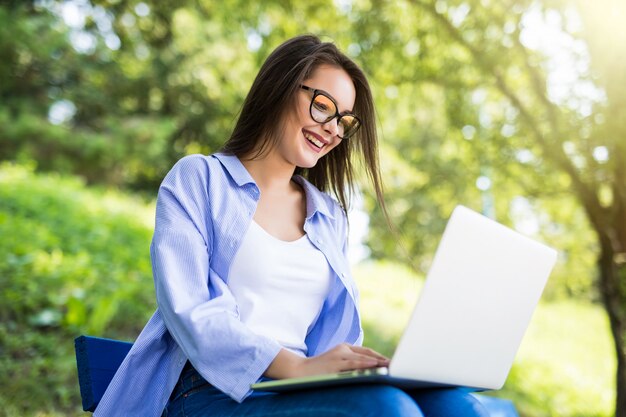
[152,155,283,402]
[265,344,390,379]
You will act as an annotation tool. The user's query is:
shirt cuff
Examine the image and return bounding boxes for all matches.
[228,338,284,402]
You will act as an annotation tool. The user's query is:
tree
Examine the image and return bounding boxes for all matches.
[357,0,624,414]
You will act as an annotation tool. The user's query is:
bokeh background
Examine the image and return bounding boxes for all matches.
[1,0,625,416]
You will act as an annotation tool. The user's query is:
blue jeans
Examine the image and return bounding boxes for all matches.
[163,363,490,417]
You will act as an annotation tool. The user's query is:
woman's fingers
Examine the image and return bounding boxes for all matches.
[347,345,390,362]
[338,346,389,368]
[299,344,390,376]
[330,345,389,369]
[301,351,374,375]
[339,358,380,371]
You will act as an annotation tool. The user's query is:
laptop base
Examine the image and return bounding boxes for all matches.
[251,369,461,393]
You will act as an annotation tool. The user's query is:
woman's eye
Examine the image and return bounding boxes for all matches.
[313,102,329,112]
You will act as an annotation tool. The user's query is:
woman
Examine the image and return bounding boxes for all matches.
[94,35,489,417]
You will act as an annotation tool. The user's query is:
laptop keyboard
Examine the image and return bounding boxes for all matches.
[338,367,389,377]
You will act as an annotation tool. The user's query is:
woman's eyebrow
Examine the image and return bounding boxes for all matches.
[315,87,355,114]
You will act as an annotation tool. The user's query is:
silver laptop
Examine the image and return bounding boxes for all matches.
[252,205,557,392]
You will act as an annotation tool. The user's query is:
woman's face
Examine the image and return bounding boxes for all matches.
[276,64,356,169]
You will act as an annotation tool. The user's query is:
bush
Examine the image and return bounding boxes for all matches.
[0,163,156,415]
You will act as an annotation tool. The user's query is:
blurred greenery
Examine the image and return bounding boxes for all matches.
[0,163,155,415]
[1,0,624,415]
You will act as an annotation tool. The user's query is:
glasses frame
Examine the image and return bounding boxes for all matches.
[300,85,361,140]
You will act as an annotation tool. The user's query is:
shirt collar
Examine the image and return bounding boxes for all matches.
[291,175,335,220]
[213,152,256,187]
[213,153,335,220]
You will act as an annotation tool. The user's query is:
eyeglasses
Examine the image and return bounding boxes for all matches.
[300,85,361,140]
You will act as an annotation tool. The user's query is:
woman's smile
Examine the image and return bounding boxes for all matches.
[302,128,328,153]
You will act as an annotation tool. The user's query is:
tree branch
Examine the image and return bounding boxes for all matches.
[410,0,608,231]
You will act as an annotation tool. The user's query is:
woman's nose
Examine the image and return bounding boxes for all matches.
[322,117,340,138]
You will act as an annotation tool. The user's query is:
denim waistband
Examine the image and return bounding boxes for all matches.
[169,361,275,408]
[169,361,212,403]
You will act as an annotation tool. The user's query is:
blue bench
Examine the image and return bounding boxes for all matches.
[74,335,133,412]
[74,335,519,415]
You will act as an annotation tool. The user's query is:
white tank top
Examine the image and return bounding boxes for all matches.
[228,221,333,356]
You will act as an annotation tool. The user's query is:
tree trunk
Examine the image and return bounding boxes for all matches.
[598,238,626,417]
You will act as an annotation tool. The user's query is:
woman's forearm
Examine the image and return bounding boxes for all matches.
[264,348,307,379]
[264,344,389,380]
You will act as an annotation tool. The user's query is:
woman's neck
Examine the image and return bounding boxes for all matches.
[240,153,296,193]
[239,150,307,238]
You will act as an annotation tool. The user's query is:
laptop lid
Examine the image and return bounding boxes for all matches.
[389,205,557,390]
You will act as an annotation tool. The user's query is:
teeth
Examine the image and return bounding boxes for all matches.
[304,132,324,148]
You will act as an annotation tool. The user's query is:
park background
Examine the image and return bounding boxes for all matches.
[1,0,625,416]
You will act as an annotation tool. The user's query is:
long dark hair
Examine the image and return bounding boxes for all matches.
[222,34,386,216]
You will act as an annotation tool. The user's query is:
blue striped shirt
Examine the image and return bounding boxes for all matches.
[94,153,363,417]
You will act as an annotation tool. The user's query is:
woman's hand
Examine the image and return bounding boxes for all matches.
[264,344,390,380]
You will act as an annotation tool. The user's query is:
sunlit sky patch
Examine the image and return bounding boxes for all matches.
[511,196,540,236]
[48,99,76,125]
[520,5,606,116]
[57,0,121,53]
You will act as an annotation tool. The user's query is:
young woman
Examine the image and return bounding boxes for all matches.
[94,35,489,417]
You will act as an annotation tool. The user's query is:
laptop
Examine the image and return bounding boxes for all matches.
[252,205,558,393]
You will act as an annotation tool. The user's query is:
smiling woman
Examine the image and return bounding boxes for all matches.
[247,64,357,173]
[221,36,384,214]
[92,35,491,417]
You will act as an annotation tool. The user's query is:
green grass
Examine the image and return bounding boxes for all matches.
[501,301,615,417]
[353,260,615,417]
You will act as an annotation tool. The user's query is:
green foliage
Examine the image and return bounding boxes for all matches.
[500,301,615,417]
[0,109,180,191]
[0,163,155,415]
[356,260,425,356]
[0,2,236,191]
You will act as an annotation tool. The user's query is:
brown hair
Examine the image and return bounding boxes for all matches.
[222,34,386,216]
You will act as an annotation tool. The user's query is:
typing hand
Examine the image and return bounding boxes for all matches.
[265,344,390,379]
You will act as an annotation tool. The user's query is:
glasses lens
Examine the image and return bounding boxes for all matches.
[310,93,336,123]
[338,115,360,138]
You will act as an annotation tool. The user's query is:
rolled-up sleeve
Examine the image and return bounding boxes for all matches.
[151,155,282,402]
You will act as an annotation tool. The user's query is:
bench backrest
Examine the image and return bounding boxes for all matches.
[74,335,132,412]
